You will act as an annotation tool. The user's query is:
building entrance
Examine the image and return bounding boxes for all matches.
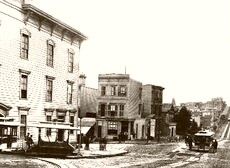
[57,129,64,141]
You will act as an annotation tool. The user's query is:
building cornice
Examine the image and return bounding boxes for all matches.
[0,102,12,111]
[21,4,87,43]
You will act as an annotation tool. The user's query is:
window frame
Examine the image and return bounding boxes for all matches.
[107,121,118,135]
[101,86,106,96]
[99,104,106,116]
[138,104,142,115]
[67,81,73,104]
[46,115,52,136]
[69,115,75,134]
[111,86,116,96]
[46,76,55,102]
[119,104,125,116]
[118,85,127,96]
[108,104,117,117]
[19,69,31,100]
[20,74,28,99]
[68,49,75,73]
[20,28,31,60]
[47,39,55,67]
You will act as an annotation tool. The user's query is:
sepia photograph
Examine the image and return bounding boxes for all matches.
[0,0,230,167]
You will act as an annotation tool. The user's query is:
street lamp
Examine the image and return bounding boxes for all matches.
[77,109,82,156]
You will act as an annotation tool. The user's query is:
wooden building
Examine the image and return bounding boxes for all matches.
[0,0,87,148]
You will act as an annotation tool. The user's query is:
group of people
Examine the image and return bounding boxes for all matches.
[26,133,34,150]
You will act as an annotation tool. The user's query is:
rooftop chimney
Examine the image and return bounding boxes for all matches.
[79,74,86,87]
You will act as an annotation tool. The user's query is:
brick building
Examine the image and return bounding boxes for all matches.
[0,0,87,146]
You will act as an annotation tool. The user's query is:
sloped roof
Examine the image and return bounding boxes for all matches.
[162,103,173,112]
[80,87,98,116]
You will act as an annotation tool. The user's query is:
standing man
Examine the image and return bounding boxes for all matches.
[26,133,30,149]
[118,132,121,143]
[188,136,193,150]
[213,139,218,153]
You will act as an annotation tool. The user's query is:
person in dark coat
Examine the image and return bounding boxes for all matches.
[118,132,122,143]
[103,136,107,150]
[26,133,30,149]
[213,139,218,153]
[188,136,193,150]
[27,135,34,149]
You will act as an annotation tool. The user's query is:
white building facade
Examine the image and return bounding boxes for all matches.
[0,0,87,146]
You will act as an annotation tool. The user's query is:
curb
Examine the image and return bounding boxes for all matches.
[66,151,128,159]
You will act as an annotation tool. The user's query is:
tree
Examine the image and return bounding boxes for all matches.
[175,106,191,136]
[189,119,200,135]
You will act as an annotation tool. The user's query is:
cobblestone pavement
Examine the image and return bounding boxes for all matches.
[0,153,59,168]
[37,142,190,168]
[0,141,208,168]
[38,143,134,168]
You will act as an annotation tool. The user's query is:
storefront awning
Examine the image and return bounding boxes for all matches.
[0,121,23,126]
[77,126,91,135]
[28,121,79,130]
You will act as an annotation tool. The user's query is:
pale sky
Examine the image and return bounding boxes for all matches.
[34,0,230,105]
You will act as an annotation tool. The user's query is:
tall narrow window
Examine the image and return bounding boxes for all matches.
[47,39,55,67]
[119,104,124,117]
[46,116,52,136]
[20,74,28,99]
[69,115,74,134]
[111,86,116,96]
[46,76,55,102]
[101,86,106,96]
[67,81,73,104]
[18,107,29,138]
[20,114,27,138]
[20,28,31,59]
[108,104,117,117]
[138,104,142,115]
[21,34,29,59]
[19,69,30,99]
[68,51,74,73]
[99,104,106,116]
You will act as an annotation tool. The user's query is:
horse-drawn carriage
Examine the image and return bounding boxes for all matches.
[186,130,215,152]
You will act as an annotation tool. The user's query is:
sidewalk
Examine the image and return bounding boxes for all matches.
[69,143,133,159]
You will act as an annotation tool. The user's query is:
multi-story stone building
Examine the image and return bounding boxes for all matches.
[96,74,142,140]
[0,0,87,146]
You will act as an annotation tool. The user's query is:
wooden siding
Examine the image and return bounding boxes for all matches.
[0,1,86,143]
